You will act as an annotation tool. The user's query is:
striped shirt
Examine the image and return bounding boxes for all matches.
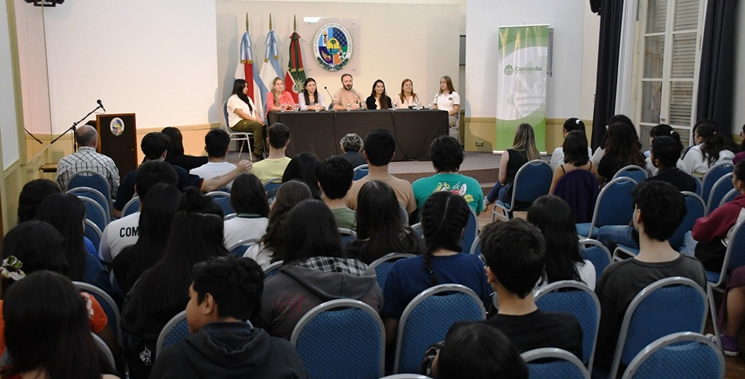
[56,146,120,195]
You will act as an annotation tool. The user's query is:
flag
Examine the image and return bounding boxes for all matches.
[259,29,283,108]
[285,29,306,103]
[234,28,265,119]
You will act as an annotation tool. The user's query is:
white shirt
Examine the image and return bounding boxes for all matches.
[223,216,269,250]
[590,147,605,166]
[392,94,420,109]
[244,243,274,270]
[99,212,140,263]
[190,161,237,189]
[433,91,460,112]
[681,144,734,177]
[298,92,326,111]
[227,94,259,128]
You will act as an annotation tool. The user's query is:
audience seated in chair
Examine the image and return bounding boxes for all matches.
[549,130,600,194]
[282,152,321,199]
[223,174,269,249]
[682,120,735,178]
[345,180,422,264]
[150,256,306,379]
[346,129,417,217]
[646,135,697,192]
[56,124,120,195]
[594,181,707,372]
[485,123,540,205]
[244,180,312,269]
[16,178,61,223]
[549,118,591,170]
[189,128,238,190]
[317,156,356,230]
[643,124,686,176]
[161,126,208,171]
[251,123,291,183]
[258,199,383,340]
[597,122,645,185]
[338,133,366,168]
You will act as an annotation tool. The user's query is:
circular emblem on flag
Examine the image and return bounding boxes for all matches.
[313,23,353,72]
[110,117,125,136]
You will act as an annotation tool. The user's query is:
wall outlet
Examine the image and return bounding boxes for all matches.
[475,140,484,147]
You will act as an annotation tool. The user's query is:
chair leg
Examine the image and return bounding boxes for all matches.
[237,139,244,159]
[707,284,723,349]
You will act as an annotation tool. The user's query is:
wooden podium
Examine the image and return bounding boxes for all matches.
[95,113,138,177]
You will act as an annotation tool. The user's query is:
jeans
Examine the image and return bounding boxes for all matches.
[597,225,638,250]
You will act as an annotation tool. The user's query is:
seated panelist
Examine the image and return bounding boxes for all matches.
[365,79,392,110]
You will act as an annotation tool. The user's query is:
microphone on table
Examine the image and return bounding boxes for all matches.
[324,86,334,110]
[97,99,107,112]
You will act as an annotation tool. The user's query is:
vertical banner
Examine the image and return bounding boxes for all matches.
[495,25,548,152]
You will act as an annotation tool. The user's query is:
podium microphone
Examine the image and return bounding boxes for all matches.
[97,99,106,112]
[324,86,334,110]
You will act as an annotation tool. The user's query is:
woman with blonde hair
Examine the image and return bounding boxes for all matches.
[265,77,296,115]
[393,78,420,108]
[486,123,541,204]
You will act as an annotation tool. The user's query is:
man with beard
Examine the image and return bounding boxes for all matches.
[332,73,364,110]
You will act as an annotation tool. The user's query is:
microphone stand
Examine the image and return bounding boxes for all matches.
[50,103,103,152]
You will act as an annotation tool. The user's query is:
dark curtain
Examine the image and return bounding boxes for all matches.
[590,0,625,150]
[696,0,737,135]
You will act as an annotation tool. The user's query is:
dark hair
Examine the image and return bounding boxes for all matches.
[603,122,645,169]
[35,193,87,281]
[695,120,730,166]
[204,128,231,158]
[652,135,683,168]
[283,200,343,263]
[420,192,469,285]
[75,125,98,147]
[370,79,390,109]
[436,323,528,379]
[1,271,112,379]
[600,114,635,148]
[260,181,313,262]
[135,160,179,202]
[282,152,321,199]
[341,73,352,82]
[192,256,264,320]
[735,161,745,184]
[649,123,674,138]
[430,135,463,172]
[17,179,61,223]
[317,156,353,200]
[1,221,67,292]
[632,181,685,241]
[230,174,269,216]
[527,196,585,284]
[141,132,171,160]
[302,78,318,106]
[563,118,586,134]
[739,124,745,152]
[562,130,590,166]
[267,122,291,149]
[439,75,455,94]
[363,129,396,166]
[161,127,185,162]
[355,181,422,264]
[481,218,545,298]
[232,79,253,113]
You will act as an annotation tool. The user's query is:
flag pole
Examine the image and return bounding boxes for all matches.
[245,13,249,31]
[293,15,297,32]
[269,13,272,30]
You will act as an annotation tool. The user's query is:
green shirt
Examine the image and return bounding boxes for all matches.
[412,172,484,214]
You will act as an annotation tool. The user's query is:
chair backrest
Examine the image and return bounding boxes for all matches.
[369,253,416,289]
[461,207,478,254]
[122,195,140,217]
[613,165,648,183]
[68,170,112,202]
[379,375,432,379]
[719,188,739,208]
[706,173,734,215]
[84,220,103,252]
[263,177,282,201]
[508,159,554,208]
[394,284,487,373]
[228,238,259,258]
[338,227,357,247]
[690,173,703,196]
[353,164,369,181]
[68,186,111,224]
[411,222,423,239]
[579,238,612,282]
[263,260,283,279]
[521,348,590,379]
[205,191,234,216]
[290,299,385,379]
[621,332,724,379]
[468,235,481,256]
[534,281,600,371]
[670,192,706,249]
[156,310,189,356]
[91,332,116,370]
[588,177,637,233]
[707,220,745,288]
[73,281,122,347]
[79,196,108,232]
[610,277,707,377]
[553,169,601,224]
[701,162,733,202]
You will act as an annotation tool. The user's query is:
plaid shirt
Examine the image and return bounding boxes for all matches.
[56,146,120,194]
[296,256,369,275]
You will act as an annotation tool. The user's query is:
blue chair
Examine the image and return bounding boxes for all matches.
[576,177,637,238]
[521,348,590,379]
[156,310,188,356]
[411,223,423,239]
[353,164,369,181]
[68,186,111,225]
[263,177,282,202]
[206,191,234,216]
[690,173,703,197]
[84,220,103,253]
[705,221,745,349]
[68,170,113,206]
[613,165,648,183]
[719,188,739,208]
[79,196,108,232]
[706,173,734,215]
[369,253,416,289]
[74,281,122,349]
[701,162,733,203]
[394,284,486,374]
[228,238,258,258]
[535,281,600,371]
[461,207,478,254]
[91,333,116,370]
[379,375,432,379]
[579,239,612,282]
[492,159,553,221]
[468,235,482,257]
[339,227,357,247]
[122,195,140,217]
[263,260,283,279]
[608,277,707,379]
[290,299,385,379]
[222,100,253,158]
[671,192,706,249]
[621,332,724,379]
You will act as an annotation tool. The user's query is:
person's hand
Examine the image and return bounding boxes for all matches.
[237,160,252,172]
[80,292,94,319]
[351,103,360,110]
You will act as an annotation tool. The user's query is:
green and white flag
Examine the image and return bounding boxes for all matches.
[495,25,548,151]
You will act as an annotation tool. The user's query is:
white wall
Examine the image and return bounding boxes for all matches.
[733,1,745,134]
[41,0,219,132]
[0,0,19,168]
[580,2,600,121]
[465,0,588,119]
[216,0,461,111]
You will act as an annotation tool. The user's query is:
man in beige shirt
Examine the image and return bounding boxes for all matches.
[346,129,416,217]
[333,73,364,111]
